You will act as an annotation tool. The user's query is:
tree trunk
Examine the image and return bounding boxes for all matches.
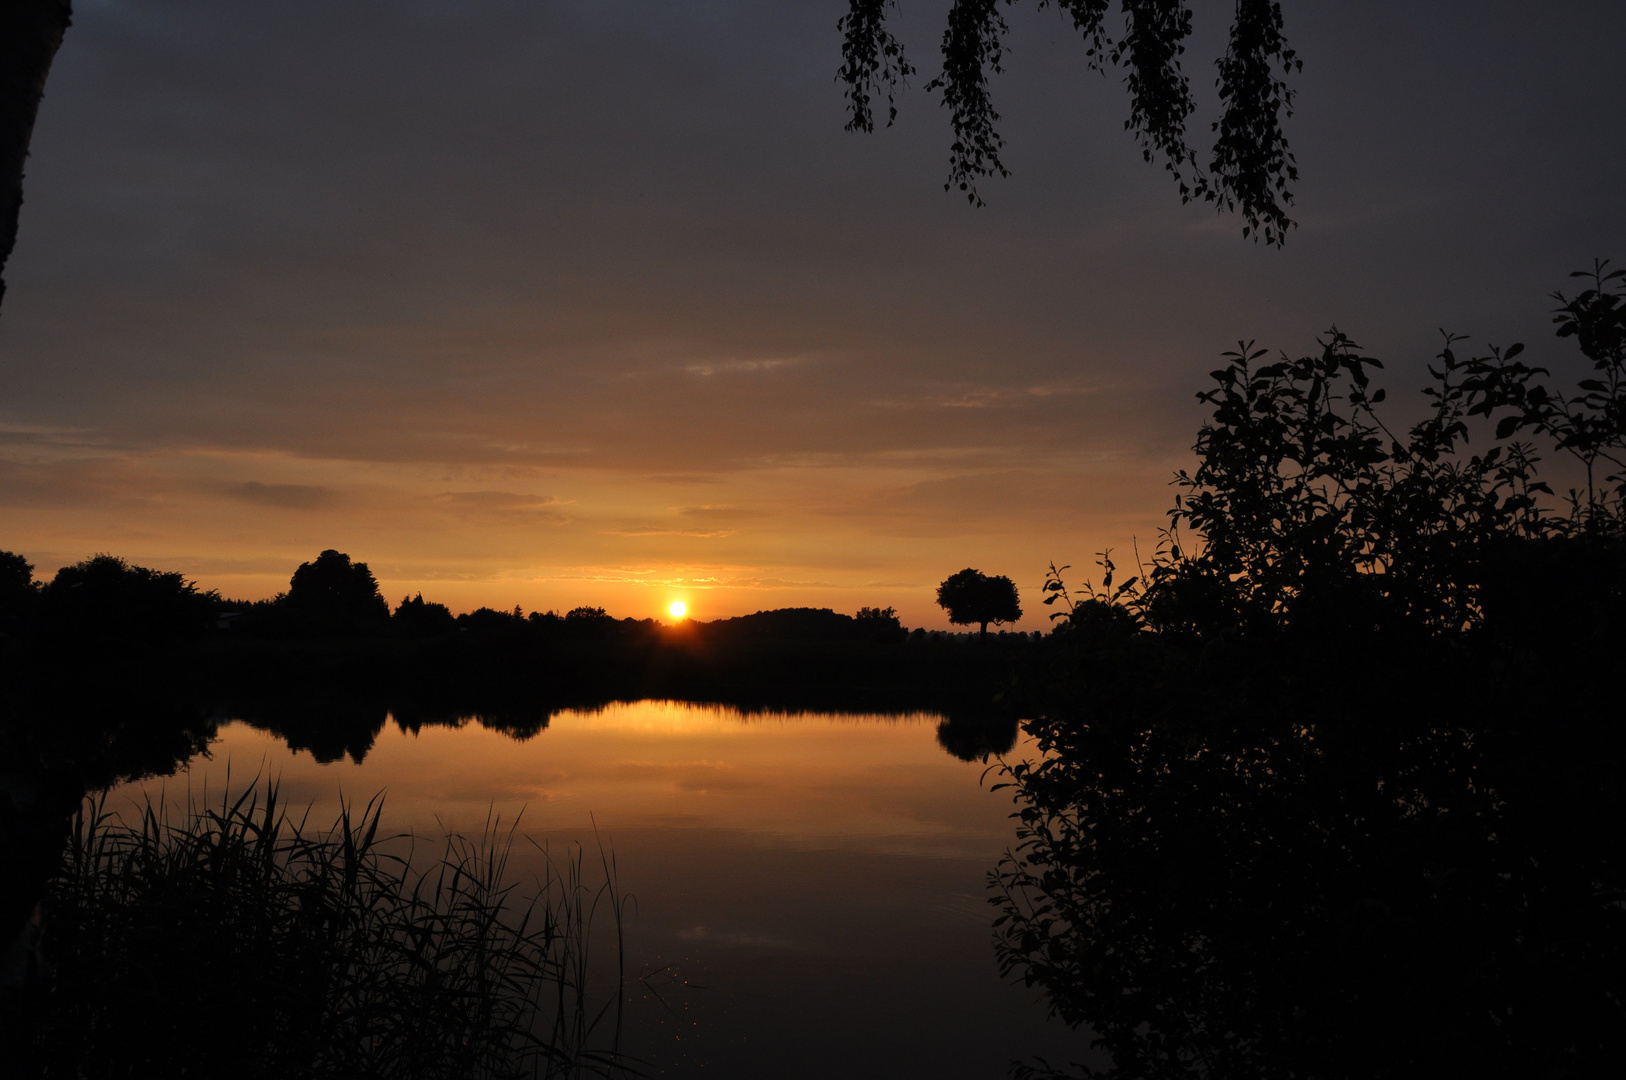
[979,620,988,642]
[0,0,73,315]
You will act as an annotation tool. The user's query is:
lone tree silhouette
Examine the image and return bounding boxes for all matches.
[285,549,389,634]
[936,568,1022,640]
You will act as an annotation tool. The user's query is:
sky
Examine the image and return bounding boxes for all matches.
[1,0,1623,628]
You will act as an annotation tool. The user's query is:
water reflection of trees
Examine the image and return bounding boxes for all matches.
[991,269,1626,1077]
[230,680,998,766]
[994,625,1623,1078]
[936,704,1019,762]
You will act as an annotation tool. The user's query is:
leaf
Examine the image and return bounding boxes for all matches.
[1495,416,1521,440]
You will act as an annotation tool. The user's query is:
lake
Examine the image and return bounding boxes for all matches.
[111,700,1095,1078]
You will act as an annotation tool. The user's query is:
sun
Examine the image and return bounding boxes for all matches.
[668,601,687,619]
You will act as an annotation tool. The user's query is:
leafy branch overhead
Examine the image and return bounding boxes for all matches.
[838,0,1302,244]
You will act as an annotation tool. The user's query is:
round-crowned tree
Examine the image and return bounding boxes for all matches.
[936,568,1022,641]
[285,549,389,635]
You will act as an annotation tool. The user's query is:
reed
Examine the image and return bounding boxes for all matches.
[24,778,629,1079]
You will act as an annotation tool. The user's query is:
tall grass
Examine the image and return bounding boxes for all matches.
[24,779,629,1079]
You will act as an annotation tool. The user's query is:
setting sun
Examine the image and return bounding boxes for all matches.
[668,601,687,619]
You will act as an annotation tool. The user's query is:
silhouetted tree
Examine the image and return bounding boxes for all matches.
[561,605,617,640]
[855,605,905,642]
[40,554,217,640]
[457,605,529,637]
[283,549,389,635]
[525,609,564,636]
[392,592,455,637]
[1109,264,1626,643]
[839,0,1301,241]
[0,548,39,632]
[936,568,1022,640]
[994,265,1626,1079]
[0,0,71,315]
[1452,259,1626,528]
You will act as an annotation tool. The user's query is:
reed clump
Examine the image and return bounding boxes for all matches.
[23,781,627,1079]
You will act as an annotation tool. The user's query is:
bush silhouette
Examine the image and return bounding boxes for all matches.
[0,548,38,632]
[855,605,904,641]
[392,593,455,637]
[995,264,1626,1079]
[40,554,216,641]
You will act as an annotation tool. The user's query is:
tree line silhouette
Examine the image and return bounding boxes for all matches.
[989,263,1626,1078]
[0,543,1035,777]
[0,546,925,645]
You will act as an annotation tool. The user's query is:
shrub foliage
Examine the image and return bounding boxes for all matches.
[991,264,1626,1079]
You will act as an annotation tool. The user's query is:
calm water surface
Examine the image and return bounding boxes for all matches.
[117,701,1092,1078]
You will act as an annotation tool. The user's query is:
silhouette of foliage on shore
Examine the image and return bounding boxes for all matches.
[991,265,1626,1078]
[0,550,38,635]
[0,551,221,646]
[21,782,627,1079]
[37,555,218,642]
[281,549,391,636]
[393,592,456,637]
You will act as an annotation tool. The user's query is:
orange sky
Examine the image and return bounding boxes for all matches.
[2,2,1622,627]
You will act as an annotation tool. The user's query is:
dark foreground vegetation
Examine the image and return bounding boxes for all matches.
[991,264,1626,1078]
[20,783,626,1079]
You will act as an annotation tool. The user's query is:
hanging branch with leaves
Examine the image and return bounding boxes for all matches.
[837,0,1302,243]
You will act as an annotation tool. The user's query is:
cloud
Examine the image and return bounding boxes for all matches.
[646,473,725,485]
[683,358,798,377]
[431,490,561,511]
[426,490,569,524]
[606,527,737,538]
[0,456,175,509]
[226,481,333,509]
[912,381,1100,410]
[677,504,771,521]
